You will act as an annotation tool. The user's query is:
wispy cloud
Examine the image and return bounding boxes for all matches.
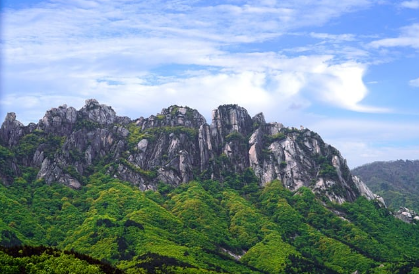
[309,32,356,42]
[400,1,419,9]
[370,24,419,49]
[1,0,388,125]
[1,51,388,127]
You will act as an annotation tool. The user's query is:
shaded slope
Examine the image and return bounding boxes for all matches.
[352,160,419,211]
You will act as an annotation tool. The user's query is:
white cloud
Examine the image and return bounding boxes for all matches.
[409,77,419,87]
[1,0,387,125]
[2,56,385,127]
[305,62,389,112]
[3,0,376,48]
[309,32,356,42]
[400,1,419,9]
[370,24,419,49]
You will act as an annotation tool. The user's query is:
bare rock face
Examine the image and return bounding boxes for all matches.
[38,158,81,189]
[1,113,25,147]
[247,124,363,203]
[210,104,253,148]
[137,105,206,130]
[352,176,386,205]
[0,100,382,205]
[38,104,77,135]
[395,207,419,223]
[79,99,117,125]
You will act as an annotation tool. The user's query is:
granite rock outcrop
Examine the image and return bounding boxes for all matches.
[0,100,380,204]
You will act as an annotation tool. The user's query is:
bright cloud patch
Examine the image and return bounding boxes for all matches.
[1,0,389,123]
[410,77,419,87]
[400,1,419,9]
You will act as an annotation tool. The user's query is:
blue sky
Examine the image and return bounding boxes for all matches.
[1,0,419,168]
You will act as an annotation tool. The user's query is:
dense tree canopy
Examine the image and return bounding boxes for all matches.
[1,165,419,273]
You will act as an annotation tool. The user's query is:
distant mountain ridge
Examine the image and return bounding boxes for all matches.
[1,99,379,204]
[352,160,419,212]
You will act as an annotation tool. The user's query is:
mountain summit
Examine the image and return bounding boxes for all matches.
[0,99,381,204]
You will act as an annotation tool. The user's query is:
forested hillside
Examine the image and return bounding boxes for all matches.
[1,170,419,273]
[352,160,419,212]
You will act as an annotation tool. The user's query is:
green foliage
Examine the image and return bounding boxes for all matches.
[313,154,339,180]
[2,171,419,273]
[155,114,166,121]
[75,119,101,131]
[169,105,195,121]
[225,131,246,143]
[279,161,287,168]
[0,145,15,181]
[319,164,339,180]
[127,124,154,150]
[9,131,64,165]
[258,181,302,237]
[43,134,66,158]
[221,190,266,249]
[127,123,198,150]
[223,168,260,198]
[13,133,43,160]
[0,245,121,274]
[69,148,85,162]
[66,166,85,183]
[241,232,298,273]
[119,158,157,179]
[169,182,229,248]
[265,132,286,143]
[0,230,22,247]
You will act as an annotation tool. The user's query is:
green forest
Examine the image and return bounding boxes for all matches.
[1,163,419,273]
[352,160,419,212]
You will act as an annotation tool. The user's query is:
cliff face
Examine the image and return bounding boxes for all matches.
[0,99,380,203]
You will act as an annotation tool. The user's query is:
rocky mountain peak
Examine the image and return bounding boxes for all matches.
[0,112,26,147]
[252,112,266,126]
[38,104,78,135]
[79,99,117,125]
[0,100,382,205]
[136,105,206,130]
[211,104,253,137]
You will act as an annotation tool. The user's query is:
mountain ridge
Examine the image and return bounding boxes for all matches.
[352,159,419,213]
[0,99,384,206]
[1,99,380,204]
